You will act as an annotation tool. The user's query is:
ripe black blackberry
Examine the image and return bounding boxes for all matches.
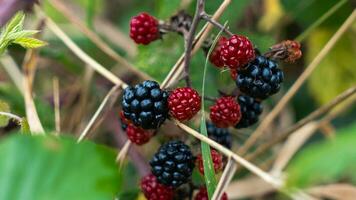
[122,80,168,130]
[207,123,232,149]
[236,56,284,100]
[235,95,263,129]
[150,141,195,188]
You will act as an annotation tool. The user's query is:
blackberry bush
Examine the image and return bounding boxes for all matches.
[122,80,168,130]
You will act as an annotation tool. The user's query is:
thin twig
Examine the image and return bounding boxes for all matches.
[200,13,233,36]
[53,77,61,134]
[237,9,356,156]
[0,54,24,95]
[245,86,356,162]
[182,0,205,87]
[212,157,237,200]
[77,84,122,142]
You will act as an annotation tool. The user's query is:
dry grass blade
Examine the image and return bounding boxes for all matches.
[39,9,128,88]
[245,86,356,162]
[226,176,275,199]
[53,77,60,134]
[47,0,150,80]
[77,84,122,142]
[238,9,356,155]
[22,48,45,134]
[271,122,318,175]
[116,140,132,168]
[307,184,356,200]
[212,157,237,200]
[0,54,24,94]
[173,119,282,188]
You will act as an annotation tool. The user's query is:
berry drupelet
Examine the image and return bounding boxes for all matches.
[141,173,174,200]
[130,12,160,45]
[220,35,255,69]
[236,56,284,100]
[168,87,201,121]
[126,124,152,145]
[196,149,223,175]
[194,187,228,200]
[209,36,227,68]
[207,123,232,149]
[210,96,241,128]
[235,95,263,129]
[122,80,168,130]
[150,141,195,188]
[119,111,129,131]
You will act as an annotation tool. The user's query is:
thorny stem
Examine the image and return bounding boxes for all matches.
[200,13,233,36]
[182,0,205,87]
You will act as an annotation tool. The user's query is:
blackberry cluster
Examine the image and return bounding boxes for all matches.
[122,80,168,130]
[150,141,195,188]
[235,95,263,129]
[207,123,232,149]
[236,56,283,100]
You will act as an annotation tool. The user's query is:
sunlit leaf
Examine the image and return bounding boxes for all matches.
[13,37,47,49]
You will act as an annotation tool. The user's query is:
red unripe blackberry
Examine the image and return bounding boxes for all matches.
[209,36,227,68]
[210,97,241,128]
[194,187,228,200]
[196,149,223,175]
[168,87,201,121]
[130,12,160,45]
[141,173,174,200]
[220,35,255,69]
[126,124,152,145]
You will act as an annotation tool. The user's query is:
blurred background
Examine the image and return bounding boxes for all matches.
[0,0,355,199]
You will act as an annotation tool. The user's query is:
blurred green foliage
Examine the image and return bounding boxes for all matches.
[286,123,356,188]
[0,100,10,127]
[0,134,121,200]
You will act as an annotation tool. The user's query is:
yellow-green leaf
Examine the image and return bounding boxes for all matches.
[307,29,356,105]
[13,37,47,49]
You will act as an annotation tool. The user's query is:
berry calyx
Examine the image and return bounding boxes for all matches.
[210,96,241,128]
[194,187,228,200]
[150,141,195,188]
[236,56,283,99]
[130,12,160,45]
[235,95,263,128]
[122,80,168,130]
[168,87,201,121]
[141,173,174,200]
[207,122,232,149]
[126,124,152,145]
[220,35,255,69]
[196,149,223,175]
[209,36,227,68]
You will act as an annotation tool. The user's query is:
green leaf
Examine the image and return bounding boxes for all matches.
[0,12,25,39]
[307,29,356,105]
[0,100,11,127]
[0,134,121,200]
[199,23,227,199]
[155,0,181,19]
[6,30,39,40]
[286,123,356,189]
[13,37,47,49]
